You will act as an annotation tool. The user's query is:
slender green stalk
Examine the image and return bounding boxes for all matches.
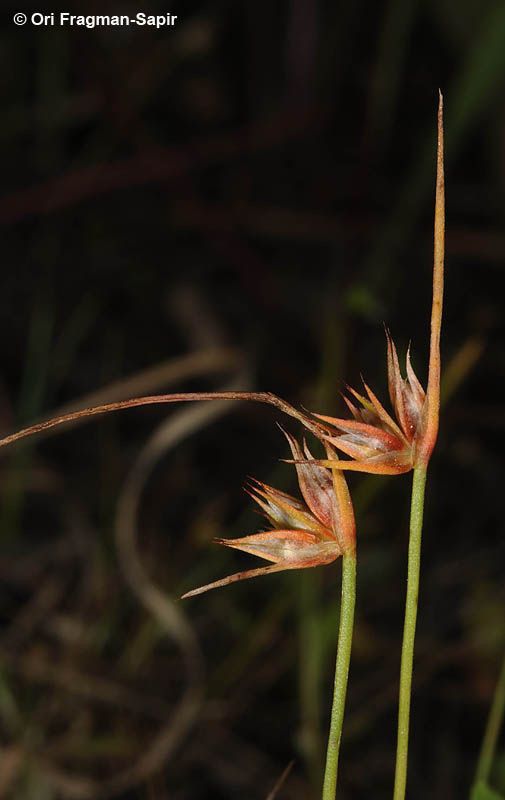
[474,653,505,789]
[322,551,356,800]
[393,466,427,800]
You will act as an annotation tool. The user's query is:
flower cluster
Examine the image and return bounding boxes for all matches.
[305,332,430,475]
[182,431,354,598]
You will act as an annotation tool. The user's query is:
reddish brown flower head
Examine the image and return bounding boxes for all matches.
[308,334,427,475]
[182,432,355,599]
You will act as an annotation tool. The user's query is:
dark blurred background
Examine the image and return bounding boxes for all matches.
[1,1,504,798]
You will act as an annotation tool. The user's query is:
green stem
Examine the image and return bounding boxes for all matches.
[474,653,505,789]
[322,551,356,800]
[393,466,427,800]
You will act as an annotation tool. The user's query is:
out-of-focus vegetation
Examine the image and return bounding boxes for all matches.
[0,1,504,797]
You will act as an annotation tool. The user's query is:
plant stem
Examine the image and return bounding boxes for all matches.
[393,466,427,800]
[322,551,356,800]
[474,653,505,788]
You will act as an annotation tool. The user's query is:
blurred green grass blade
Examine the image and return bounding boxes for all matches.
[0,304,53,540]
[297,570,324,786]
[368,0,419,151]
[471,781,504,800]
[17,303,54,424]
[474,656,505,789]
[448,2,505,154]
[366,1,505,293]
[0,666,22,733]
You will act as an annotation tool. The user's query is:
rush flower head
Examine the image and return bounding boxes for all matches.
[307,335,425,475]
[298,93,445,476]
[181,431,355,599]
